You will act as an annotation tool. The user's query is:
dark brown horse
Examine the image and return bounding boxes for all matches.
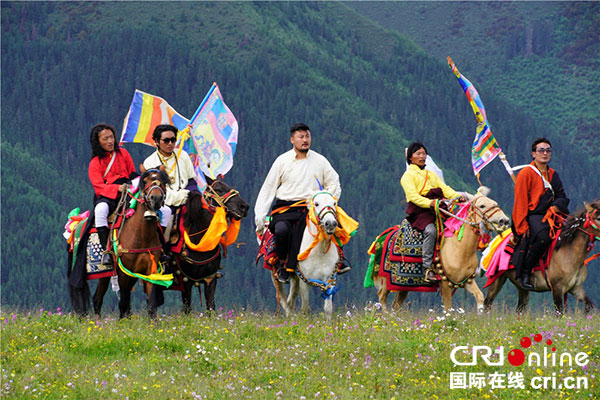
[156,177,248,313]
[484,200,600,314]
[92,169,170,319]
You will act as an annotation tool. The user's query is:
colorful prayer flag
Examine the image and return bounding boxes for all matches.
[448,57,501,176]
[182,83,238,180]
[120,90,189,146]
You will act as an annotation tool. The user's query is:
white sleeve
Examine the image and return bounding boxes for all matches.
[322,158,341,199]
[254,158,281,230]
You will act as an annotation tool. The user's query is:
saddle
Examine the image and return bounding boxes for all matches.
[65,209,125,280]
[365,220,439,292]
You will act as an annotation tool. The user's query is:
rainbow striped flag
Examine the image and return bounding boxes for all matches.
[183,83,238,180]
[448,57,501,176]
[120,90,189,146]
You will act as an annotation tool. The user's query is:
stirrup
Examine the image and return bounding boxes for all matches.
[424,268,438,282]
[100,251,114,267]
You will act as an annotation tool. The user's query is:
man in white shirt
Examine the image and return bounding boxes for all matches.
[143,124,198,262]
[255,123,350,283]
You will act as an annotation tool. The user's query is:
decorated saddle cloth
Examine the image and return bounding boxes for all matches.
[65,208,125,280]
[480,229,556,288]
[364,220,437,292]
[256,229,277,271]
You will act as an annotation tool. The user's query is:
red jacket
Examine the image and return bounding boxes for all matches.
[88,149,136,199]
[512,162,556,236]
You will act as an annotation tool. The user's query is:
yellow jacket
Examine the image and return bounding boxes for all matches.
[400,164,459,208]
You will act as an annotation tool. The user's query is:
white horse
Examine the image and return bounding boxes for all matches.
[272,191,348,317]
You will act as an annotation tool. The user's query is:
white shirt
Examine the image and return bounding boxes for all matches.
[143,150,196,207]
[254,149,341,232]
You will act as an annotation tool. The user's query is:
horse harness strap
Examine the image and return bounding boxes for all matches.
[117,245,162,255]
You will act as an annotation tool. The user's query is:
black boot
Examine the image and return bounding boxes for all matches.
[517,273,534,290]
[276,260,289,284]
[158,226,172,266]
[96,226,114,267]
[338,257,352,275]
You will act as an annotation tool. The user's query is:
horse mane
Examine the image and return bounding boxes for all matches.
[555,199,600,250]
[184,191,208,233]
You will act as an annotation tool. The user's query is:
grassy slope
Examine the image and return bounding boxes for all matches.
[346,1,600,159]
[1,308,598,399]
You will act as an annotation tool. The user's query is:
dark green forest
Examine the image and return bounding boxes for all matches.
[1,2,598,313]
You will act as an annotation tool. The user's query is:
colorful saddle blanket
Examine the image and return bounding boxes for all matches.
[481,229,555,288]
[65,209,125,280]
[365,220,437,292]
[256,229,278,271]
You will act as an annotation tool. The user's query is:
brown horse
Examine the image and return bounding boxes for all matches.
[371,187,510,312]
[92,169,170,319]
[484,200,600,314]
[158,176,248,313]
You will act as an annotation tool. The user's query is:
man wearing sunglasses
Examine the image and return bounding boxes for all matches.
[511,137,569,290]
[143,125,197,264]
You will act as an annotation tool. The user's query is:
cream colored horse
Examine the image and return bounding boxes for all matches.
[272,191,341,317]
[373,187,510,312]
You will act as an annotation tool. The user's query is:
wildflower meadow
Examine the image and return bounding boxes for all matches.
[1,305,598,399]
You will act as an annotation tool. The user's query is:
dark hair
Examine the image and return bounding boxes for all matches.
[152,124,178,143]
[531,137,551,152]
[290,123,310,136]
[406,141,427,164]
[90,123,118,159]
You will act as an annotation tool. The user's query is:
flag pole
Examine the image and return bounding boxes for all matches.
[499,151,517,183]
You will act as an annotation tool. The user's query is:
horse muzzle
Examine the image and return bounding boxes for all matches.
[323,218,338,235]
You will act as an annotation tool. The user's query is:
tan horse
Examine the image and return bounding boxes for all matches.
[372,187,510,312]
[484,200,600,314]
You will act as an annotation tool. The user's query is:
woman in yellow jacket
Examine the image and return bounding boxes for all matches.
[400,142,465,281]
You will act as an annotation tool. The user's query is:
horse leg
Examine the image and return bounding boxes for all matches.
[552,288,565,315]
[391,291,408,312]
[287,276,299,313]
[181,283,193,314]
[569,285,595,314]
[440,282,453,310]
[299,281,311,315]
[463,280,485,313]
[93,277,111,320]
[118,276,136,319]
[483,272,508,312]
[204,279,217,312]
[376,283,390,312]
[271,272,290,316]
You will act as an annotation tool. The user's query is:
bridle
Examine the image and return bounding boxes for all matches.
[202,181,241,217]
[138,170,166,210]
[467,195,505,233]
[312,192,338,227]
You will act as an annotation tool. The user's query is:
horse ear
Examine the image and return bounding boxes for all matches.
[159,164,166,172]
[140,164,147,174]
[584,202,592,213]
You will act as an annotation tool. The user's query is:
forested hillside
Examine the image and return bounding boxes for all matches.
[347,1,600,161]
[2,2,598,312]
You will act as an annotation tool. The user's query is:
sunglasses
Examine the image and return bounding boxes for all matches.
[535,148,552,154]
[160,137,177,144]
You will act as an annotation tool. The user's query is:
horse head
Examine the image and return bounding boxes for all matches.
[309,191,338,235]
[203,175,249,220]
[140,169,169,212]
[584,200,600,235]
[464,186,510,233]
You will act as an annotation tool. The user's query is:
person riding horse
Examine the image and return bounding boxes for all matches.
[511,137,569,290]
[400,142,466,282]
[88,123,138,267]
[142,124,197,262]
[254,123,351,284]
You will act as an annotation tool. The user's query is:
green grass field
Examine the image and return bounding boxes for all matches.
[1,306,598,399]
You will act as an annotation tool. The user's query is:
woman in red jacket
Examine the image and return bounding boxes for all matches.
[88,123,137,266]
